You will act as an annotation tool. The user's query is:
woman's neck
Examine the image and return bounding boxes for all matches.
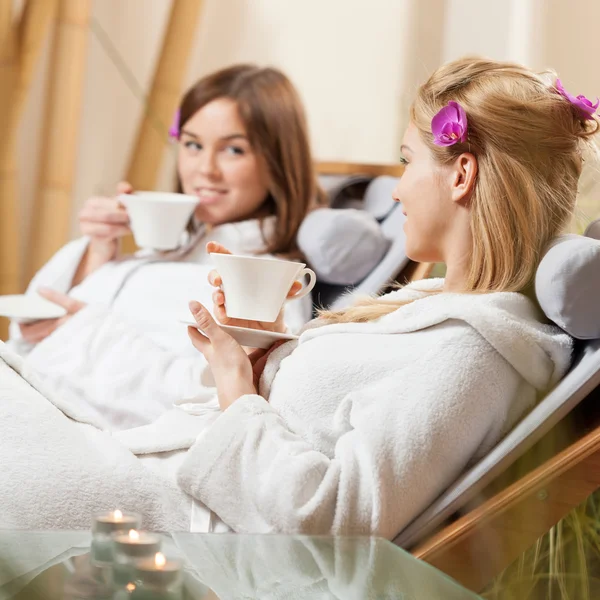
[442,235,472,293]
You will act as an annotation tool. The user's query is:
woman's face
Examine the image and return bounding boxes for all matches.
[392,122,466,264]
[177,98,270,226]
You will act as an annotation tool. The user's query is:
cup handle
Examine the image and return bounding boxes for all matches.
[289,267,317,301]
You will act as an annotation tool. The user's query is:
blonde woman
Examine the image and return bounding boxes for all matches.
[176,58,598,538]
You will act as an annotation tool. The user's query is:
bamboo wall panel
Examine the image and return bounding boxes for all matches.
[0,1,17,299]
[27,0,91,278]
[122,0,203,254]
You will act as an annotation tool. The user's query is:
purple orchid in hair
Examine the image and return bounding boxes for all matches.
[556,79,599,120]
[168,109,181,139]
[431,101,468,146]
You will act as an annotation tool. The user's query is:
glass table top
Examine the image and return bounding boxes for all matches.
[0,531,482,599]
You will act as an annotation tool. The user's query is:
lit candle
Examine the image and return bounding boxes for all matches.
[91,510,141,566]
[113,553,183,600]
[112,530,162,586]
[132,552,183,597]
[93,510,141,535]
[113,530,161,558]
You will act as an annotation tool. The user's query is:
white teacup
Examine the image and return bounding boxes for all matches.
[211,253,317,323]
[119,192,199,250]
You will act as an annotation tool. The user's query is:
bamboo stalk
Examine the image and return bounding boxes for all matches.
[0,1,17,338]
[27,0,91,279]
[0,0,59,339]
[0,0,59,294]
[14,0,59,121]
[0,1,12,48]
[122,0,203,254]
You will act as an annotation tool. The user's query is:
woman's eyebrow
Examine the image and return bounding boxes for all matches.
[180,130,248,142]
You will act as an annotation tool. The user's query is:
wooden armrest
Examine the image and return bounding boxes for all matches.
[413,421,600,592]
[316,161,405,177]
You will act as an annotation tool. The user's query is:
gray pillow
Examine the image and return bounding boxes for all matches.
[297,208,391,286]
[535,233,600,339]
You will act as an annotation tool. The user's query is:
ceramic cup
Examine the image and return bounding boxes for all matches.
[210,253,317,322]
[119,192,199,250]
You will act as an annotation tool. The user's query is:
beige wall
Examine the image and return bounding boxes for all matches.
[16,0,600,252]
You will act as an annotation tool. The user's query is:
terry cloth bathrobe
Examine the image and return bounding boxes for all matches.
[7,218,311,431]
[175,279,572,539]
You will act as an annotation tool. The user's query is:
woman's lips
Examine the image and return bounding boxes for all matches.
[194,188,227,204]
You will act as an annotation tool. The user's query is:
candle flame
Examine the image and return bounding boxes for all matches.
[126,583,136,592]
[128,529,139,541]
[113,509,123,521]
[155,552,166,568]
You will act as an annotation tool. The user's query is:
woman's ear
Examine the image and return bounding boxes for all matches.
[451,153,478,205]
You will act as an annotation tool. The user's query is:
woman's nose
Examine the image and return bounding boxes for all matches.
[391,181,402,203]
[198,151,221,178]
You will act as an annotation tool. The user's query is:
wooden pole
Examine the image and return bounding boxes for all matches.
[0,0,16,339]
[0,1,18,304]
[27,0,91,279]
[122,0,203,254]
[13,0,59,121]
[0,0,13,47]
[0,0,58,339]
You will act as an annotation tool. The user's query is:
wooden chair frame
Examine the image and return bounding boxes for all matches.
[412,379,600,592]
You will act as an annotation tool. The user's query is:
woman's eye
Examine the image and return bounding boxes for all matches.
[184,141,202,152]
[399,156,409,166]
[225,145,245,156]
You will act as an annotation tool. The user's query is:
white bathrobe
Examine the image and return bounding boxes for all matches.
[0,279,572,539]
[174,279,572,539]
[8,218,312,430]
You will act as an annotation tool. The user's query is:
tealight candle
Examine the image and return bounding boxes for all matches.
[112,530,162,586]
[113,530,161,558]
[91,510,141,566]
[93,510,141,535]
[130,552,183,599]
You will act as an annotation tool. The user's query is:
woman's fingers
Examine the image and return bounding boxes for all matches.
[80,223,131,240]
[187,325,210,353]
[82,196,129,216]
[79,196,131,243]
[189,301,226,340]
[37,288,84,314]
[287,280,303,298]
[212,289,225,306]
[80,209,130,226]
[116,181,133,195]
[206,241,232,256]
[213,302,230,324]
[208,269,222,288]
[19,319,59,343]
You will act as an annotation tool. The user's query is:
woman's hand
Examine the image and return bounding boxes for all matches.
[78,181,133,260]
[206,241,302,334]
[19,289,86,344]
[188,301,257,410]
[72,182,134,286]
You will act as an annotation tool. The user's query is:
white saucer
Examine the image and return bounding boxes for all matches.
[0,294,68,323]
[180,320,298,349]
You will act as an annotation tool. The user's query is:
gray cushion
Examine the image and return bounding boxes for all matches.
[362,176,400,220]
[535,233,600,339]
[298,208,391,285]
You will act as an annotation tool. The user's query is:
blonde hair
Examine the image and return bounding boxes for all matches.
[321,57,599,324]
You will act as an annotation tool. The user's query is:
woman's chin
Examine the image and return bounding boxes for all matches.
[405,244,437,265]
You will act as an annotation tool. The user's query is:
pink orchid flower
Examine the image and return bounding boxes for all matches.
[169,109,181,139]
[431,101,468,146]
[556,79,599,120]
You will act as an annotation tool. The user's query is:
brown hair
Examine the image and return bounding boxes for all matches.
[176,64,326,258]
[321,57,598,324]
